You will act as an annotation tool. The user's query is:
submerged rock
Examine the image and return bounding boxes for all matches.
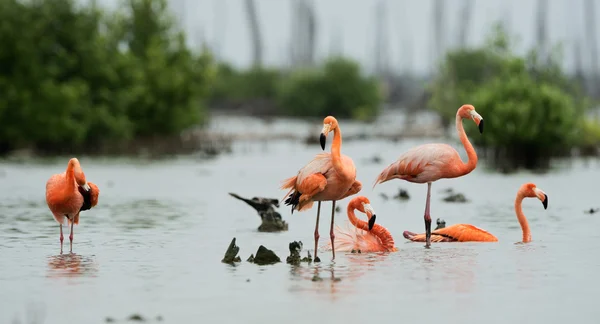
[221,237,242,264]
[251,245,281,265]
[435,218,446,230]
[393,188,410,200]
[286,241,312,265]
[585,208,599,214]
[127,314,145,321]
[443,193,468,203]
[229,193,288,232]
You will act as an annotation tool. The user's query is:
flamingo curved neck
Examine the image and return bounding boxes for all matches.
[455,113,478,176]
[65,163,77,193]
[515,193,532,243]
[347,205,369,231]
[330,127,346,176]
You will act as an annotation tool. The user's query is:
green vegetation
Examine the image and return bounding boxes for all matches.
[0,0,214,156]
[428,23,599,171]
[277,57,382,121]
[209,57,383,121]
[0,0,382,156]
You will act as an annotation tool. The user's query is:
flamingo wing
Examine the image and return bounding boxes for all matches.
[323,223,386,252]
[403,224,498,242]
[374,143,460,185]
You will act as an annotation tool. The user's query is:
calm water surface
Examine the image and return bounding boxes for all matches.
[2,122,600,323]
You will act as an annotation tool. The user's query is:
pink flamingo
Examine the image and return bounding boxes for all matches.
[325,196,397,253]
[373,104,484,248]
[403,182,548,243]
[281,116,362,262]
[46,158,100,253]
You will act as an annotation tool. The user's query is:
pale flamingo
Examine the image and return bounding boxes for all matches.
[325,196,397,253]
[373,104,484,248]
[281,116,361,262]
[46,158,100,253]
[403,182,548,243]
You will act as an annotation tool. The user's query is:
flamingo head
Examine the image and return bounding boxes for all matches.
[350,196,377,230]
[522,183,548,210]
[320,116,339,150]
[68,158,90,191]
[458,104,484,134]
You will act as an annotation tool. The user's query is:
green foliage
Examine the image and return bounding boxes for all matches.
[0,0,214,155]
[208,63,281,103]
[428,22,593,170]
[277,57,382,120]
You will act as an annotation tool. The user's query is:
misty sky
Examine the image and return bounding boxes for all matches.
[93,0,596,75]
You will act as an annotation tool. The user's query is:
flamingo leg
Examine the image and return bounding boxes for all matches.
[69,218,74,253]
[424,182,432,248]
[59,224,64,254]
[313,201,322,263]
[330,200,336,260]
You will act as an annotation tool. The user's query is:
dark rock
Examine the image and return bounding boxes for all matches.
[251,245,281,265]
[221,238,241,264]
[335,205,341,213]
[435,218,446,230]
[247,254,255,262]
[585,208,599,214]
[379,193,389,200]
[229,193,288,232]
[286,241,311,265]
[127,314,145,321]
[393,188,410,200]
[443,193,468,203]
[105,318,115,323]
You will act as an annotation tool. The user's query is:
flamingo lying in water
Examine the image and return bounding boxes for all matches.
[281,116,362,262]
[46,158,100,253]
[373,104,484,248]
[403,183,548,243]
[325,196,397,253]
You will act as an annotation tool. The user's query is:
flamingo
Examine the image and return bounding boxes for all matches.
[403,182,548,243]
[373,104,484,248]
[46,158,100,253]
[281,116,361,262]
[325,196,397,253]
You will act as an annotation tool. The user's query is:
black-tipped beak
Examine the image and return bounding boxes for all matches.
[319,133,326,150]
[542,194,548,210]
[368,215,376,231]
[478,119,484,134]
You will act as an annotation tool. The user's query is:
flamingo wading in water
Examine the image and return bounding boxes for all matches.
[325,196,397,253]
[281,116,362,262]
[403,182,548,243]
[373,104,484,248]
[46,158,100,253]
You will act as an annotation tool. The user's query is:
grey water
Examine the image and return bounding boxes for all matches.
[2,115,600,323]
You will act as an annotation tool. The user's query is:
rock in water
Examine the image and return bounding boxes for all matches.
[435,218,446,230]
[443,193,468,203]
[229,193,289,232]
[252,245,281,265]
[221,237,241,264]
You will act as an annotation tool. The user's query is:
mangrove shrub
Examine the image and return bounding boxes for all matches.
[0,0,214,155]
[428,23,592,171]
[277,57,382,121]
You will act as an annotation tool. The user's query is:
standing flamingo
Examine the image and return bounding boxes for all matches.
[403,182,548,243]
[373,104,484,248]
[46,158,100,253]
[281,116,361,262]
[325,196,397,253]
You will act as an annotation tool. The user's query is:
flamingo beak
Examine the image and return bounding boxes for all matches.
[470,110,484,134]
[81,182,90,192]
[320,124,331,150]
[534,188,548,209]
[363,203,376,230]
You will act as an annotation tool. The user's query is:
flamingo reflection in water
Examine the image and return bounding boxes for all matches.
[47,254,98,278]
